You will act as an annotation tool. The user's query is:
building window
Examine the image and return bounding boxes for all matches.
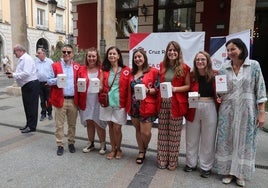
[37,8,46,27]
[155,0,195,32]
[57,0,66,9]
[116,0,138,38]
[56,14,64,33]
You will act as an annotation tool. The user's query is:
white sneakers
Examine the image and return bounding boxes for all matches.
[222,175,233,184]
[236,178,245,187]
[82,141,95,153]
[82,141,106,155]
[222,175,245,187]
[99,142,106,155]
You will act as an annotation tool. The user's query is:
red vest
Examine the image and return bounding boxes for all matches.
[49,61,80,108]
[158,62,190,118]
[101,66,131,108]
[78,66,101,110]
[126,67,159,117]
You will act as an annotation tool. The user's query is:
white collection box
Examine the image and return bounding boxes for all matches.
[215,75,228,94]
[88,78,100,93]
[57,74,67,88]
[134,84,146,100]
[77,78,87,92]
[160,82,172,98]
[188,92,199,108]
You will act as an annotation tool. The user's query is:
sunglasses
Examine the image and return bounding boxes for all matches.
[62,51,72,55]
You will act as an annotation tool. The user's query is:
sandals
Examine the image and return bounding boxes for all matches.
[106,150,116,160]
[136,151,146,164]
[167,165,177,171]
[115,149,122,159]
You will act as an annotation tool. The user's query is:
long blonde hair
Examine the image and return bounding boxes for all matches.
[162,41,185,77]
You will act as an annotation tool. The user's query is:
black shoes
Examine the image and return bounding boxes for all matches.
[57,146,64,156]
[200,169,211,178]
[40,115,46,121]
[57,145,75,156]
[184,165,197,172]
[21,127,36,133]
[68,144,76,153]
[19,126,28,131]
[48,115,53,120]
[40,115,52,121]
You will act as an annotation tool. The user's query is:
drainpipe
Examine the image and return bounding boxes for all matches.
[100,0,106,59]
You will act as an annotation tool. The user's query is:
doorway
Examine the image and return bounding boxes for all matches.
[253,9,268,88]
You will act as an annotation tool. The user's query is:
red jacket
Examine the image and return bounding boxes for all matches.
[101,66,131,108]
[49,61,80,108]
[158,62,190,118]
[185,74,218,122]
[126,67,159,117]
[77,66,102,110]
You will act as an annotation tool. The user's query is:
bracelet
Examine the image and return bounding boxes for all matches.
[259,109,265,113]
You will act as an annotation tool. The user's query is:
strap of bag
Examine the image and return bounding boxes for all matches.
[108,69,118,91]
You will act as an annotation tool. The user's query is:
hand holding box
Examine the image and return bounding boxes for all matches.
[88,78,100,93]
[57,74,67,88]
[77,78,87,92]
[215,75,227,94]
[188,92,199,108]
[134,84,146,100]
[160,82,172,98]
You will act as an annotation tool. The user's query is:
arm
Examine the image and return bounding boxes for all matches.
[256,102,266,128]
[99,69,104,92]
[46,63,57,85]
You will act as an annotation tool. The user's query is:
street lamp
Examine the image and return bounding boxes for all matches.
[141,4,148,21]
[48,0,58,15]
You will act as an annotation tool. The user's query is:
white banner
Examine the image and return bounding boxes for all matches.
[210,30,251,70]
[129,32,205,69]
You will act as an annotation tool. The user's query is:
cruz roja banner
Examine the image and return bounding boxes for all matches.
[129,32,205,69]
[210,29,251,70]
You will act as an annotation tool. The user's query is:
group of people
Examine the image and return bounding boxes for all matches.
[7,38,266,187]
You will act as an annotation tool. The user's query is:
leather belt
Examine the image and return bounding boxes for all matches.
[199,97,214,101]
[64,96,74,99]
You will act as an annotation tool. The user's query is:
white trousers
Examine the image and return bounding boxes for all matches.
[185,100,217,171]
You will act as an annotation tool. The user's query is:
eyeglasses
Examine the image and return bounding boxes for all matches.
[62,51,72,55]
[196,58,206,62]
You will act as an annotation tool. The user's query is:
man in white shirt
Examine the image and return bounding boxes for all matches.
[35,48,53,121]
[7,44,40,133]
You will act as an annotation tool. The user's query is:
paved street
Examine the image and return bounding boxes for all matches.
[0,72,268,188]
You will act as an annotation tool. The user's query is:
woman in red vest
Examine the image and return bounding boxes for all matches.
[157,41,190,170]
[126,48,159,164]
[78,47,107,155]
[99,46,131,160]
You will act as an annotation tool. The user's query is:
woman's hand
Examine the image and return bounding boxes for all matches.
[256,111,265,128]
[216,96,222,103]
